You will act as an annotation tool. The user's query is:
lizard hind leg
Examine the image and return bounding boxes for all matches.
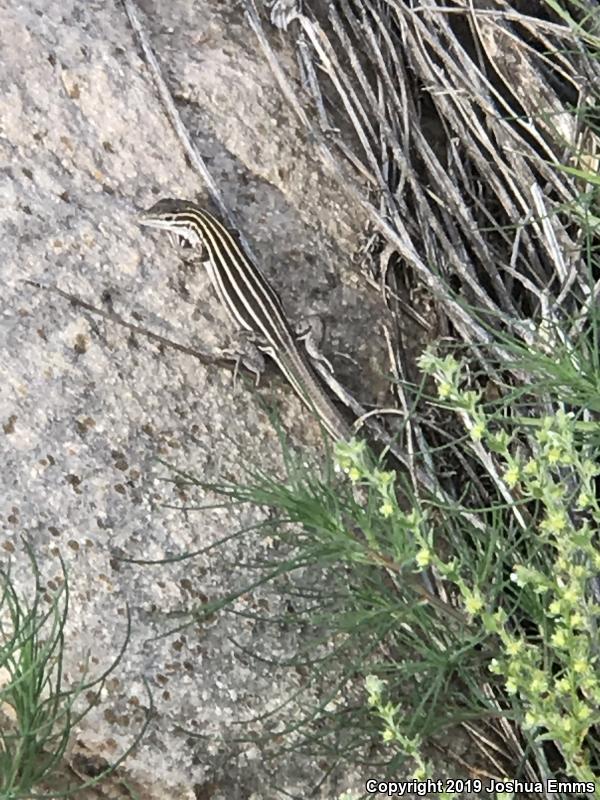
[295,314,334,374]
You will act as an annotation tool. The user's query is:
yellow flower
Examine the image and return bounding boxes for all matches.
[470,420,485,441]
[374,469,395,487]
[417,350,438,373]
[547,446,562,464]
[573,659,589,675]
[556,556,569,572]
[523,458,539,476]
[530,672,548,693]
[438,381,453,400]
[525,711,538,728]
[504,464,520,488]
[348,467,361,482]
[505,637,523,656]
[577,491,592,509]
[406,510,422,528]
[563,585,579,605]
[365,674,385,702]
[541,510,567,534]
[379,500,394,518]
[464,591,483,616]
[576,704,591,721]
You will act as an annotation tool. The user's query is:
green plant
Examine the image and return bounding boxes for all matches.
[0,542,150,798]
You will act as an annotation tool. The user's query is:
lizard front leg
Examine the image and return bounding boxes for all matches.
[221,330,267,389]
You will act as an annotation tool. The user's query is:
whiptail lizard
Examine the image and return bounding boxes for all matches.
[139,199,352,441]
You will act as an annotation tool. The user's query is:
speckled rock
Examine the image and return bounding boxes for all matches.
[0,1,383,798]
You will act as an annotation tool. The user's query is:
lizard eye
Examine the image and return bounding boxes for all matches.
[168,231,193,250]
[177,235,193,250]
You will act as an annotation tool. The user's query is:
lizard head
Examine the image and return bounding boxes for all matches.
[138,198,203,250]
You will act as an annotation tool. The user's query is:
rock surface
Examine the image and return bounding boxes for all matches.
[1,1,384,797]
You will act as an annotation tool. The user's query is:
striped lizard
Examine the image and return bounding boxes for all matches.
[139,199,351,441]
